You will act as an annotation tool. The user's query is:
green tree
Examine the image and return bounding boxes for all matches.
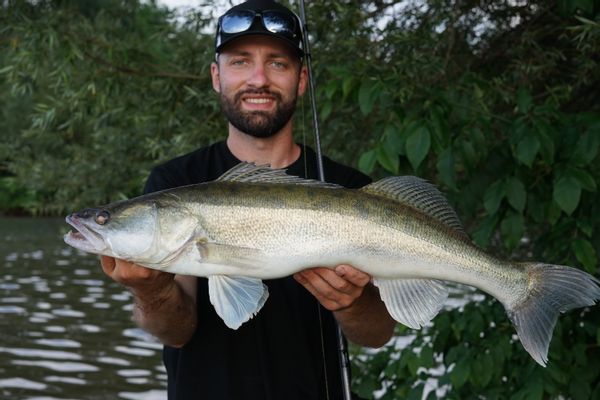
[0,0,222,214]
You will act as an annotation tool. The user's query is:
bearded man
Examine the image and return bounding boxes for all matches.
[100,1,395,399]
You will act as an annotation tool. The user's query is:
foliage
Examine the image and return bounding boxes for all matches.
[2,0,600,398]
[0,0,223,214]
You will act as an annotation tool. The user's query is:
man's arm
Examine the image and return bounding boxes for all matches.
[294,265,396,348]
[100,256,197,347]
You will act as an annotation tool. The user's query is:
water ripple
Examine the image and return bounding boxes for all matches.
[12,360,99,372]
[52,308,85,318]
[114,346,156,357]
[0,377,47,390]
[0,305,26,314]
[35,338,81,348]
[97,356,131,366]
[0,347,81,360]
[1,217,166,398]
[119,389,167,400]
[45,375,87,385]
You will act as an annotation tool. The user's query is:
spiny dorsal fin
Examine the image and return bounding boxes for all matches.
[216,162,341,188]
[361,176,466,234]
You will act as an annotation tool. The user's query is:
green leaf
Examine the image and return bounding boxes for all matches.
[342,76,355,99]
[407,383,424,400]
[472,214,500,248]
[0,65,14,74]
[570,168,597,192]
[405,126,431,171]
[358,149,377,175]
[376,145,399,174]
[324,79,338,99]
[358,79,377,115]
[506,177,527,212]
[473,353,494,387]
[570,378,591,400]
[406,351,421,375]
[515,135,540,167]
[436,148,457,190]
[553,176,582,215]
[384,123,403,155]
[419,345,434,369]
[484,180,506,214]
[536,126,556,164]
[572,239,598,274]
[450,359,470,389]
[501,212,524,249]
[321,100,333,120]
[516,88,533,113]
[527,193,545,223]
[460,140,477,169]
[571,132,599,166]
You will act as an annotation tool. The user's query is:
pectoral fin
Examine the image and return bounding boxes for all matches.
[373,278,448,329]
[208,275,269,329]
[200,242,265,269]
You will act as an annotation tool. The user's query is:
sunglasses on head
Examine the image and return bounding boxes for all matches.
[218,9,300,40]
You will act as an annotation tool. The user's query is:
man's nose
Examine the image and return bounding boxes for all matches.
[246,64,269,87]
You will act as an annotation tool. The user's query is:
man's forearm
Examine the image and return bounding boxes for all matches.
[334,283,395,348]
[131,280,197,348]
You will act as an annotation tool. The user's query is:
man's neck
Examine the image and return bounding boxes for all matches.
[226,125,301,169]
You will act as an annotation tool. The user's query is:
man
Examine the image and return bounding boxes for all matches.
[100,0,395,399]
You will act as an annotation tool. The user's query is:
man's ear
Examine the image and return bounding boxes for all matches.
[211,61,221,93]
[297,64,308,97]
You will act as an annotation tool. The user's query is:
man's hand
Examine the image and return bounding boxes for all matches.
[100,256,197,347]
[293,264,370,311]
[100,255,174,296]
[294,264,396,348]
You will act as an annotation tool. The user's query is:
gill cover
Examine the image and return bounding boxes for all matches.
[104,202,160,260]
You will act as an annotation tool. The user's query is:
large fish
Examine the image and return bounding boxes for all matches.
[64,163,600,366]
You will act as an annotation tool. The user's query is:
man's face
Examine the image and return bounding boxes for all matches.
[211,35,307,138]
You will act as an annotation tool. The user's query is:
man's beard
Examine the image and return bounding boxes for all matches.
[220,89,297,138]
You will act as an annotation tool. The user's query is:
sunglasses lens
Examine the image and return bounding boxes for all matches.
[221,11,255,34]
[263,11,295,36]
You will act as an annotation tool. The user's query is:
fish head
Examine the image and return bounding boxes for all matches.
[64,199,160,260]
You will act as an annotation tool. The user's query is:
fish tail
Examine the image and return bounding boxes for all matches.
[507,262,600,366]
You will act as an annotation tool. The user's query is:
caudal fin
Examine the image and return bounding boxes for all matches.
[507,263,600,366]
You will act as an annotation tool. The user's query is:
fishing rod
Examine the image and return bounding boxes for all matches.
[297,2,352,400]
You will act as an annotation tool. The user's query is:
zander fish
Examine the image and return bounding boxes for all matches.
[64,163,600,366]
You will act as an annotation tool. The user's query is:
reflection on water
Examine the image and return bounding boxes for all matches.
[0,217,167,399]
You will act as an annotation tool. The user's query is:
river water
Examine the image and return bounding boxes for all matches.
[0,217,167,399]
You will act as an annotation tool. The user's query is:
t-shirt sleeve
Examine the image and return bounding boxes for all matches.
[323,159,372,189]
[143,165,175,195]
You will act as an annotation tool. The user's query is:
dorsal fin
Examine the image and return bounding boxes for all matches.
[361,176,466,234]
[216,162,341,188]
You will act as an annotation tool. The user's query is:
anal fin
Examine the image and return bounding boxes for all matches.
[373,278,448,329]
[208,275,269,329]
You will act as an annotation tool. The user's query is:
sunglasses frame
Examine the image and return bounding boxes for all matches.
[218,9,300,40]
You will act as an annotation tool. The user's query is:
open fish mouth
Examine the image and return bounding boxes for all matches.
[64,214,107,253]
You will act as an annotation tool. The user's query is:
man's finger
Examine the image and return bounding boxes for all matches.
[100,255,116,275]
[294,271,344,310]
[334,264,371,287]
[303,268,357,296]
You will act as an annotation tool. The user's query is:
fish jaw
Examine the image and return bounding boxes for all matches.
[64,214,108,255]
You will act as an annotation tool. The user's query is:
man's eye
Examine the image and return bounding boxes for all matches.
[270,61,287,69]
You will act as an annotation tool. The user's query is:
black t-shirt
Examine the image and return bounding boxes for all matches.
[144,141,371,400]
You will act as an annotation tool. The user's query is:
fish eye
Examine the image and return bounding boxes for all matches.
[95,210,110,225]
